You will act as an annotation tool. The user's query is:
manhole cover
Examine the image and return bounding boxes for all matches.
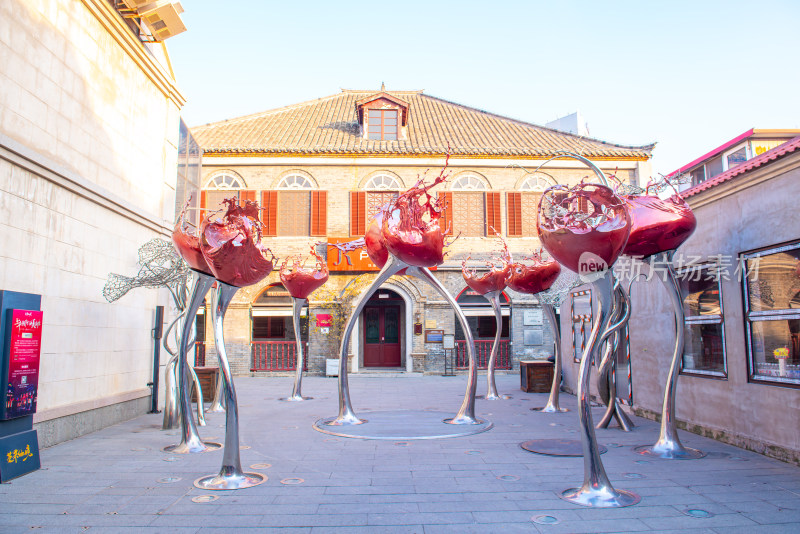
[606,443,623,448]
[240,445,251,450]
[497,475,520,481]
[548,423,562,427]
[624,473,645,479]
[635,460,650,465]
[682,508,714,518]
[532,515,560,525]
[157,477,181,484]
[280,478,304,485]
[281,426,298,430]
[191,495,219,503]
[162,457,180,462]
[730,456,748,461]
[249,463,271,470]
[130,447,148,451]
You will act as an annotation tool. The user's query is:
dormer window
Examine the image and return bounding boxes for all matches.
[368,109,398,140]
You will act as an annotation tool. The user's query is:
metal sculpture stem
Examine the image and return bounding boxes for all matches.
[410,266,480,424]
[596,282,634,431]
[327,254,480,426]
[163,272,220,453]
[636,250,705,459]
[483,290,504,400]
[538,303,568,413]
[161,310,206,428]
[534,152,610,187]
[330,255,404,425]
[194,282,265,490]
[208,371,226,413]
[560,270,640,507]
[285,297,310,401]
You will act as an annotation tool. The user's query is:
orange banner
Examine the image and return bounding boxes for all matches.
[326,238,380,272]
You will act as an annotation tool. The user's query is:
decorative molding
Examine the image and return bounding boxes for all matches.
[81,0,186,107]
[33,388,151,423]
[202,152,648,163]
[0,133,172,235]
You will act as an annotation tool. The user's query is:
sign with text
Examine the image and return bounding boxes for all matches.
[0,429,40,482]
[3,310,43,420]
[326,238,380,272]
[316,314,332,327]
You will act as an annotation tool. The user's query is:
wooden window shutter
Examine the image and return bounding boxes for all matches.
[350,191,366,236]
[199,190,207,225]
[311,191,328,236]
[486,192,501,236]
[239,190,256,204]
[261,191,278,236]
[506,192,522,237]
[437,192,453,235]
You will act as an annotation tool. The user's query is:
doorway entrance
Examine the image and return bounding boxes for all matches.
[362,290,403,368]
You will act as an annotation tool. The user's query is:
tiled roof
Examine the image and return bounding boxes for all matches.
[682,135,800,198]
[191,90,654,160]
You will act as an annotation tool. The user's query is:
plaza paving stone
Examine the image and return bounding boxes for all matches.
[1,374,798,533]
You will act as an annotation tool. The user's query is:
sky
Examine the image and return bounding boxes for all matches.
[167,0,800,177]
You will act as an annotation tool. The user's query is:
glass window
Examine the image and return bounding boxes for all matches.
[364,174,402,190]
[725,146,748,170]
[690,166,706,186]
[519,173,555,191]
[743,242,800,386]
[277,174,314,189]
[678,264,726,377]
[367,109,399,141]
[706,156,724,179]
[451,175,487,190]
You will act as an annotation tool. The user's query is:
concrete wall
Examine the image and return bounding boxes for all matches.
[558,152,800,463]
[0,0,184,442]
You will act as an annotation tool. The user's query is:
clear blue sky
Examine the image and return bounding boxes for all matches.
[167,0,799,177]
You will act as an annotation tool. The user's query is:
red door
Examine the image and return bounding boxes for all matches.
[363,306,402,367]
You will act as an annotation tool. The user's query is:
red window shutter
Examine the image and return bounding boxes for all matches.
[486,192,501,236]
[311,191,328,236]
[239,190,256,204]
[199,190,207,225]
[438,192,453,235]
[261,191,278,236]
[506,192,522,237]
[350,191,366,236]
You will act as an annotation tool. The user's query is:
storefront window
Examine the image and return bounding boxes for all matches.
[679,264,726,377]
[742,242,800,386]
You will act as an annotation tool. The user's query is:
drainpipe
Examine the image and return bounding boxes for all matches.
[148,306,164,414]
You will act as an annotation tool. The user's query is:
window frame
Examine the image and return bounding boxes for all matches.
[367,109,399,141]
[741,239,800,389]
[677,263,728,379]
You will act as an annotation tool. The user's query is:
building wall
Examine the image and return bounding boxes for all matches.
[0,0,184,443]
[561,154,800,462]
[198,156,646,376]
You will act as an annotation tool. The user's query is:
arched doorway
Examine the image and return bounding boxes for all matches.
[455,288,511,369]
[361,289,404,368]
[250,284,308,371]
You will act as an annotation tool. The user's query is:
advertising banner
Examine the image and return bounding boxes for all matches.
[3,310,43,419]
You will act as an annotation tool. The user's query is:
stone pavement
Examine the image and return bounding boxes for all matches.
[1,374,799,533]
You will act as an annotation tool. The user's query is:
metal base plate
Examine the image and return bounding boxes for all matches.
[194,471,267,490]
[280,396,314,402]
[475,394,512,400]
[634,444,706,460]
[559,487,641,508]
[520,439,608,457]
[530,406,570,413]
[162,441,222,454]
[313,410,493,440]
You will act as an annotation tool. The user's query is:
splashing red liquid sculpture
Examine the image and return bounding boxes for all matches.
[621,194,696,258]
[365,211,390,268]
[279,247,329,299]
[382,163,450,268]
[461,237,512,295]
[199,198,276,287]
[505,250,562,295]
[172,199,213,275]
[537,183,631,274]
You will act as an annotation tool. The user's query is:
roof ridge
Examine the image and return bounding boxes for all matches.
[341,89,425,95]
[418,93,656,152]
[190,92,347,130]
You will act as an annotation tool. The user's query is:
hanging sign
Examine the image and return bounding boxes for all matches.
[3,310,43,420]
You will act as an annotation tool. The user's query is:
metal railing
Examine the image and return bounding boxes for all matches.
[194,341,206,367]
[455,339,511,369]
[251,341,309,371]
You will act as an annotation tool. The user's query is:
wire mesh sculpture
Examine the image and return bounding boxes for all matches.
[103,238,207,430]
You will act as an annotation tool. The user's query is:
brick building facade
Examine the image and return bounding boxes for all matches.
[189,89,653,377]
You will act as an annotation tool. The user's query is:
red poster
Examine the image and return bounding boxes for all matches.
[316,314,332,327]
[5,310,42,418]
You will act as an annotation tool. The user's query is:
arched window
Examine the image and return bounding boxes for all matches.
[364,174,403,190]
[207,173,244,189]
[519,173,556,191]
[451,175,487,191]
[277,174,315,189]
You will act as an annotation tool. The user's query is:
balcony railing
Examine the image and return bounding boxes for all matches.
[455,340,511,370]
[251,341,309,371]
[194,341,206,367]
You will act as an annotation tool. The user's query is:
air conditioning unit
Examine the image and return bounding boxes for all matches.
[135,1,187,41]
